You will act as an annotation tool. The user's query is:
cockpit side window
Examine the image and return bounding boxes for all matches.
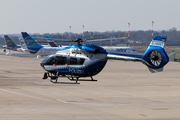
[70,57,77,65]
[46,56,55,65]
[55,56,67,65]
[80,58,85,65]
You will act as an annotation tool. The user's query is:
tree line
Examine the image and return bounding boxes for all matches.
[0,27,180,46]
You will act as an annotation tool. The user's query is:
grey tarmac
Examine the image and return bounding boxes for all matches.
[0,50,180,120]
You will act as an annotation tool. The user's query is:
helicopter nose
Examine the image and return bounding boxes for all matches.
[40,62,45,68]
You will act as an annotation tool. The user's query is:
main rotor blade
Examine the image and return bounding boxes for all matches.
[33,37,71,41]
[85,37,127,42]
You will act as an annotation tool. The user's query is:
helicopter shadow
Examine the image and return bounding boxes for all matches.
[51,81,80,84]
[69,79,97,82]
[50,79,97,84]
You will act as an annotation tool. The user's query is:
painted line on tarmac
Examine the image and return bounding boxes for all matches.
[0,88,68,104]
[139,114,147,116]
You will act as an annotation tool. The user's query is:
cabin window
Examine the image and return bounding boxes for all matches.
[70,57,77,65]
[55,56,67,65]
[80,58,85,65]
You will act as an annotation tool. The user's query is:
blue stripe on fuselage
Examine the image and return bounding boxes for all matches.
[56,46,79,53]
[56,45,107,54]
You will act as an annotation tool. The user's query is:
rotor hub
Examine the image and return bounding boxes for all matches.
[152,55,159,61]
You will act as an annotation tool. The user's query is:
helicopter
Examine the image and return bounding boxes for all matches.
[40,35,169,84]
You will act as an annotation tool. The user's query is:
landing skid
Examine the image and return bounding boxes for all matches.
[42,72,80,84]
[50,78,80,84]
[42,72,97,84]
[68,76,97,82]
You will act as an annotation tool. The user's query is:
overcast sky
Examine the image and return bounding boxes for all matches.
[0,0,179,34]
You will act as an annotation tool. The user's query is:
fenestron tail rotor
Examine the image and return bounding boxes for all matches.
[148,50,162,66]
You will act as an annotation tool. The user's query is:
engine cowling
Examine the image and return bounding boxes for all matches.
[81,46,99,53]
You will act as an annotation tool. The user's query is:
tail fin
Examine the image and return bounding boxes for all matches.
[30,35,36,40]
[46,35,60,47]
[4,35,17,48]
[107,35,169,73]
[21,32,42,53]
[142,35,169,73]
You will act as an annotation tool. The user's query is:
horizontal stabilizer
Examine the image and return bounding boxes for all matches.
[148,67,163,73]
[168,52,176,58]
[18,48,37,52]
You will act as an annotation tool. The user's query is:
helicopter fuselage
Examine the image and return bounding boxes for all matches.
[40,45,108,77]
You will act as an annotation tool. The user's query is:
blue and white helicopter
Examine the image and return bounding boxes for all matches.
[40,35,169,83]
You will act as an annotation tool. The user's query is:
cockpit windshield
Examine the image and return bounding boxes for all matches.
[41,55,52,64]
[46,56,55,65]
[40,54,55,65]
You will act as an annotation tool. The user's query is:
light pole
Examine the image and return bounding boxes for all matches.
[128,22,130,46]
[152,21,154,39]
[69,26,71,45]
[82,25,84,40]
[69,26,71,40]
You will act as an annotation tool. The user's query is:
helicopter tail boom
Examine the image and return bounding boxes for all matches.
[107,35,169,73]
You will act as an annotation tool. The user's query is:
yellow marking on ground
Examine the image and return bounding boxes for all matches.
[105,97,112,99]
[84,98,95,101]
[139,114,147,116]
[59,86,63,88]
[42,82,45,84]
[80,91,85,93]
